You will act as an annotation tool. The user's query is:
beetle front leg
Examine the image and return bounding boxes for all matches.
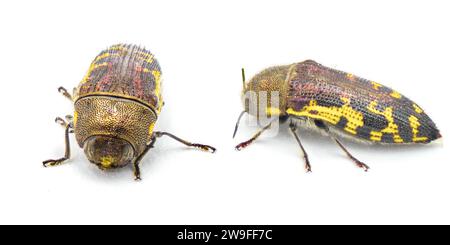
[43,117,73,167]
[58,86,73,102]
[131,136,157,181]
[235,121,273,151]
[153,131,216,153]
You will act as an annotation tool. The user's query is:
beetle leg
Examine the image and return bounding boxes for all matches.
[314,119,370,171]
[153,131,216,153]
[43,121,73,167]
[235,121,272,151]
[333,138,370,171]
[289,120,312,172]
[58,86,73,101]
[131,136,157,181]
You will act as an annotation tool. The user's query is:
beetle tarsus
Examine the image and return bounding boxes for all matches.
[234,121,273,151]
[43,157,68,167]
[133,165,141,181]
[55,117,67,127]
[43,123,71,168]
[305,158,312,173]
[58,86,73,101]
[235,140,252,151]
[355,160,370,172]
[191,143,216,153]
[333,136,370,172]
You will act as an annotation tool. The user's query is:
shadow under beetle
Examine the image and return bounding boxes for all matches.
[43,44,215,180]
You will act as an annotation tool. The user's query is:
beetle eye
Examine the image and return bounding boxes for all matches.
[83,136,134,169]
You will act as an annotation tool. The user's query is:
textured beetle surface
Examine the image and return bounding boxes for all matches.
[74,44,162,154]
[44,44,215,180]
[76,44,163,114]
[236,59,441,172]
[244,60,441,144]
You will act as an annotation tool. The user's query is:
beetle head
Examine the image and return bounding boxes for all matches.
[241,65,290,120]
[83,135,135,170]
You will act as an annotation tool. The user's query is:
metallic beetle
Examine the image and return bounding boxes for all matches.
[233,60,441,171]
[44,44,215,180]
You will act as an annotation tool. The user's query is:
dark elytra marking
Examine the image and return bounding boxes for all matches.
[355,126,372,140]
[336,117,348,129]
[363,113,388,131]
[381,133,394,143]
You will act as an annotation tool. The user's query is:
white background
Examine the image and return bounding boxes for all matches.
[1,0,449,225]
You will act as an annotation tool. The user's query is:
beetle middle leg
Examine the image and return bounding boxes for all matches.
[289,120,312,172]
[43,117,74,167]
[153,131,216,153]
[314,119,370,171]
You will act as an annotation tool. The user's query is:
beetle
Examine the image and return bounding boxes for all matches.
[233,60,441,171]
[43,44,215,180]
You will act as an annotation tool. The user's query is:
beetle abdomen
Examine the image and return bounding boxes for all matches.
[286,60,441,144]
[75,44,163,115]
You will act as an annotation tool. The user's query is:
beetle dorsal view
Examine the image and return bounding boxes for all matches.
[43,44,215,180]
[233,60,441,172]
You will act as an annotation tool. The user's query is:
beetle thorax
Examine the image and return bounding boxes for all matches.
[73,96,157,156]
[242,65,291,120]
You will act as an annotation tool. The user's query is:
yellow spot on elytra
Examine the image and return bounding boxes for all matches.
[100,156,115,168]
[81,62,109,84]
[286,97,364,135]
[367,101,404,143]
[73,111,78,127]
[409,115,428,142]
[152,70,163,114]
[371,81,382,90]
[413,104,423,114]
[346,73,354,79]
[370,131,383,141]
[136,51,154,63]
[152,70,161,81]
[94,52,110,61]
[109,45,126,51]
[145,55,153,63]
[390,90,402,99]
[92,62,108,69]
[266,107,281,116]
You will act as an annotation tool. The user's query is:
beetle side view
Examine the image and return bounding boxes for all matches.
[43,44,215,180]
[233,60,441,171]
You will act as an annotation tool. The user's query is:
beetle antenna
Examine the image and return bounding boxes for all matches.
[233,111,246,138]
[241,67,246,90]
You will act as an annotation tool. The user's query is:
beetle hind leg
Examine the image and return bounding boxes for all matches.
[333,138,369,171]
[289,120,312,172]
[314,119,369,171]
